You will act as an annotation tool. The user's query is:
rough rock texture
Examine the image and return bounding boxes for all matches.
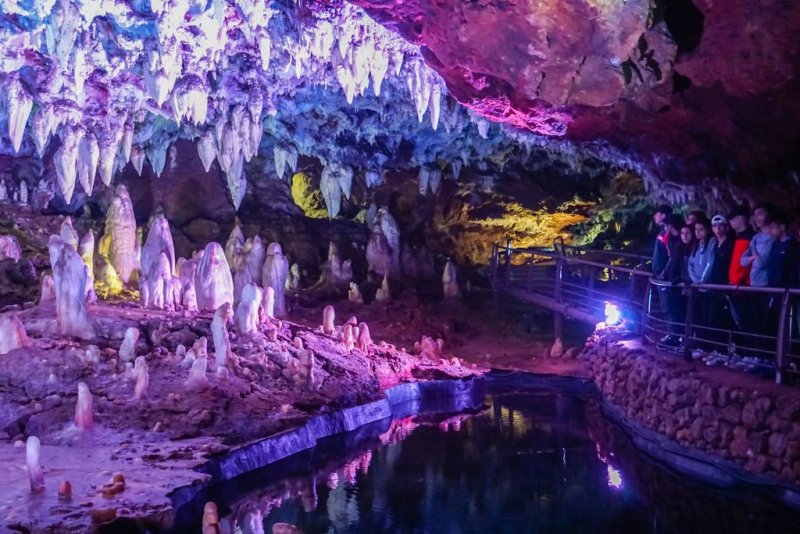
[588,340,800,484]
[352,0,800,201]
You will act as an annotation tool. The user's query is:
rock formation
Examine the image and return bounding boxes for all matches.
[322,305,335,336]
[26,436,45,493]
[211,303,233,372]
[48,236,94,339]
[195,243,234,311]
[0,314,30,355]
[348,283,364,304]
[262,243,289,317]
[141,214,176,282]
[236,283,263,335]
[0,235,22,262]
[133,357,149,401]
[74,382,94,430]
[442,260,460,298]
[104,186,138,286]
[119,328,139,363]
[375,276,391,303]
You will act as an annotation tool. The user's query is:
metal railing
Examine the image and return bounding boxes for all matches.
[490,240,800,385]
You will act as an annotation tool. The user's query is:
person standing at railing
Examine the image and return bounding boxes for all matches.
[728,205,756,331]
[688,218,716,333]
[707,215,735,343]
[652,205,673,317]
[765,214,799,343]
[740,204,775,336]
[657,214,687,346]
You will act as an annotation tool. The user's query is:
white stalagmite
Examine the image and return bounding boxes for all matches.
[356,322,372,350]
[0,314,30,355]
[234,236,265,303]
[195,242,234,311]
[182,281,198,312]
[235,283,262,335]
[211,302,233,371]
[375,275,391,303]
[74,382,93,430]
[145,252,172,308]
[262,285,275,319]
[76,133,99,195]
[0,235,21,261]
[26,436,45,493]
[7,77,33,153]
[375,208,401,273]
[443,260,460,298]
[224,224,244,270]
[262,243,289,317]
[141,214,176,280]
[342,323,355,351]
[105,185,138,285]
[366,226,391,278]
[185,351,209,390]
[39,275,55,304]
[55,126,80,203]
[48,236,94,339]
[133,356,149,400]
[348,282,363,304]
[60,217,79,251]
[78,231,95,301]
[119,327,139,362]
[322,305,335,335]
[197,131,216,173]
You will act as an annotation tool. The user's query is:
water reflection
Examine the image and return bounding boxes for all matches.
[214,393,797,534]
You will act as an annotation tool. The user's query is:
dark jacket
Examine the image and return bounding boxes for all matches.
[652,228,669,275]
[709,237,734,285]
[767,237,800,288]
[660,234,686,283]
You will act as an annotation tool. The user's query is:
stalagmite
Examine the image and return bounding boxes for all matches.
[262,243,289,317]
[322,305,335,335]
[236,283,262,335]
[234,236,265,302]
[141,214,176,279]
[0,315,30,355]
[224,224,244,270]
[262,285,275,320]
[26,436,45,493]
[133,356,149,400]
[348,282,363,304]
[79,231,95,301]
[356,322,372,350]
[195,242,234,311]
[211,303,233,372]
[48,236,94,339]
[119,327,139,362]
[8,78,33,153]
[366,226,392,277]
[342,323,355,351]
[287,263,301,291]
[60,217,79,251]
[375,275,391,303]
[182,281,198,312]
[39,275,55,304]
[74,382,93,430]
[443,260,460,298]
[184,352,209,390]
[105,185,138,285]
[0,235,21,261]
[549,338,564,358]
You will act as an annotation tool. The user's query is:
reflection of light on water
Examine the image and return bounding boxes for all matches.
[606,464,623,490]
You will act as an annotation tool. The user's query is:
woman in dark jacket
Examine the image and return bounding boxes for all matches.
[659,215,688,345]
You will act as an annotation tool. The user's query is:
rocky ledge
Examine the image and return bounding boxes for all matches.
[587,339,800,485]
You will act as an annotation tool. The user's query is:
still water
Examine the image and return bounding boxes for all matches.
[195,387,797,534]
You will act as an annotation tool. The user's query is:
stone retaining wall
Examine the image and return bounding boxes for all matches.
[586,339,800,484]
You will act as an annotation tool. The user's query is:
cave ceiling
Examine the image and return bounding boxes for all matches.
[0,0,798,211]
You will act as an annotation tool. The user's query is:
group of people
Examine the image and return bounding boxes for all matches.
[651,203,799,348]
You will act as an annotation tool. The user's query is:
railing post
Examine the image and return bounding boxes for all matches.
[504,239,512,289]
[554,256,564,340]
[490,242,498,291]
[641,278,651,344]
[775,290,791,385]
[683,286,695,362]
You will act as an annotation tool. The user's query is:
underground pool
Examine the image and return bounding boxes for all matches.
[171,377,799,533]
